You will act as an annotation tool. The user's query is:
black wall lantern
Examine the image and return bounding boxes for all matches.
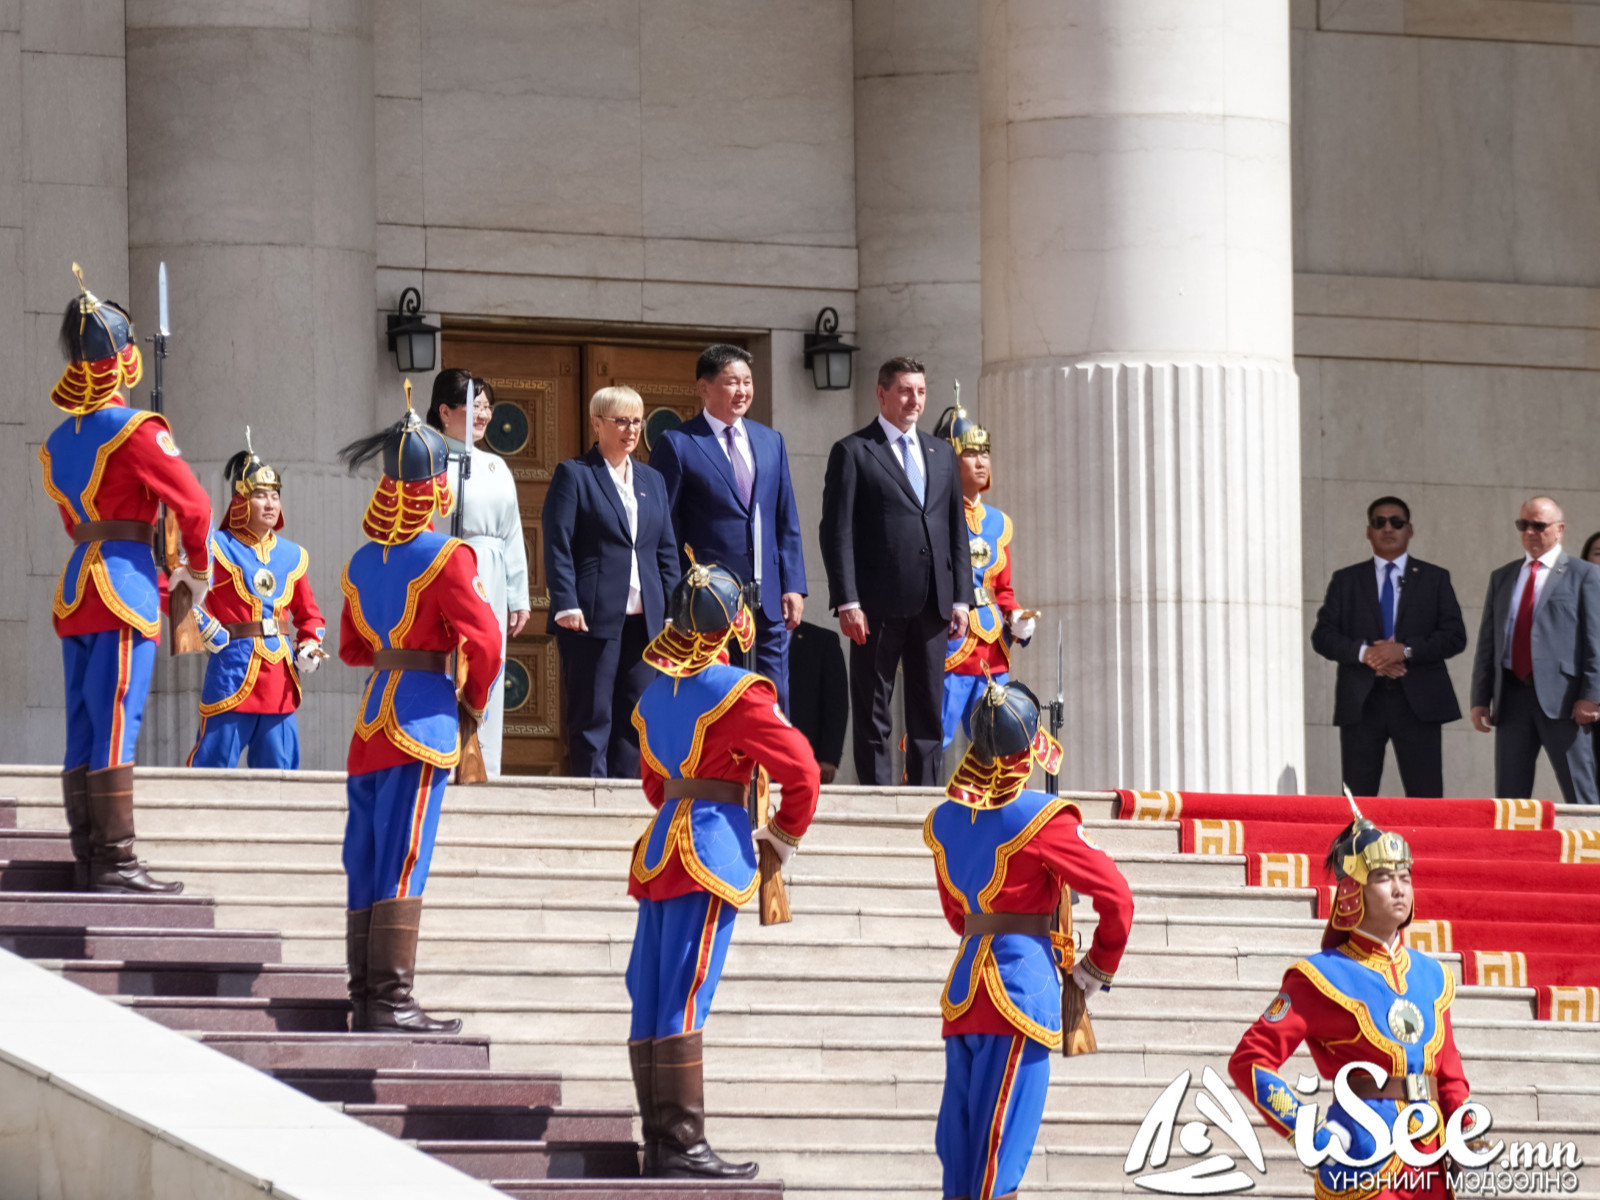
[803,306,858,391]
[387,286,440,373]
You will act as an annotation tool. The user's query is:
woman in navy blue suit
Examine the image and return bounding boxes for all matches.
[543,387,681,777]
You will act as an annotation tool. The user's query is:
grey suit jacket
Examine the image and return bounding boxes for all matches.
[1470,551,1600,722]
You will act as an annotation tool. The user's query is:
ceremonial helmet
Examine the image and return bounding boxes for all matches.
[222,427,285,533]
[945,675,1064,809]
[337,379,455,546]
[642,549,757,678]
[52,263,143,414]
[1321,793,1414,950]
[934,401,991,493]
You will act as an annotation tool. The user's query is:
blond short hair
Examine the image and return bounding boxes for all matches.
[590,385,644,421]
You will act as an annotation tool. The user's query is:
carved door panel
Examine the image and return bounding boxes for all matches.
[441,339,580,775]
[584,344,715,463]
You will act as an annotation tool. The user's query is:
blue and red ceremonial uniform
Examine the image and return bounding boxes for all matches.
[39,399,212,770]
[338,531,502,910]
[626,664,820,1041]
[943,499,1019,748]
[925,791,1134,1200]
[1230,930,1472,1200]
[188,527,325,769]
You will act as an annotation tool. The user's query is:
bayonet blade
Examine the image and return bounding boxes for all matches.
[157,262,170,338]
[1055,621,1064,705]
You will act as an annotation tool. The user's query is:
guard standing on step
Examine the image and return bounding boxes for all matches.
[934,404,1036,752]
[186,430,326,769]
[925,678,1134,1200]
[626,554,820,1180]
[335,386,502,1035]
[1229,809,1479,1200]
[39,265,211,894]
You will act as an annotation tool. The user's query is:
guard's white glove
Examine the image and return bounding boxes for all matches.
[1009,611,1037,644]
[1071,960,1104,999]
[752,824,797,867]
[168,565,208,606]
[295,641,323,675]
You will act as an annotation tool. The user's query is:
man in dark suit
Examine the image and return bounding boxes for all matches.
[543,386,680,778]
[820,356,974,786]
[1310,496,1467,797]
[788,619,849,784]
[1470,495,1600,805]
[649,345,807,710]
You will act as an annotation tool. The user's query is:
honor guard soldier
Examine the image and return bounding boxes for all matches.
[187,430,326,769]
[39,265,211,893]
[626,555,820,1180]
[1230,808,1478,1199]
[335,387,502,1034]
[926,679,1134,1200]
[935,404,1036,751]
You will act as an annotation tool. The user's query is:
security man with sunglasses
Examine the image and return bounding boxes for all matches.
[1311,497,1467,797]
[1469,495,1600,805]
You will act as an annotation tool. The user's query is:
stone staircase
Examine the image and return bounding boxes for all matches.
[0,779,778,1200]
[3,765,1598,1198]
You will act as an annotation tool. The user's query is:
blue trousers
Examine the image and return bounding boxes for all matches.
[62,628,156,771]
[937,1032,1051,1200]
[187,711,300,769]
[942,671,1008,751]
[343,760,448,910]
[625,891,737,1040]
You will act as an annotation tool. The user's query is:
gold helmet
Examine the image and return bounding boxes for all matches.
[1322,791,1414,949]
[222,428,284,533]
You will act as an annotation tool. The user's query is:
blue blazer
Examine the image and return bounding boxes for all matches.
[542,446,679,640]
[649,412,806,622]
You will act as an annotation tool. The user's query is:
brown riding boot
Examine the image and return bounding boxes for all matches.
[346,908,372,1031]
[367,897,461,1034]
[85,764,182,894]
[61,766,90,891]
[652,1030,757,1179]
[629,1039,659,1174]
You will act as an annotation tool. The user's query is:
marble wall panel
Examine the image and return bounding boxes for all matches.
[21,51,125,189]
[639,0,855,247]
[854,281,982,418]
[0,229,21,421]
[644,239,858,293]
[1509,42,1600,285]
[0,31,20,223]
[854,71,979,289]
[21,183,127,316]
[375,96,423,228]
[309,25,375,252]
[414,268,643,326]
[419,0,641,236]
[373,0,419,99]
[21,0,122,55]
[376,220,423,270]
[640,281,855,335]
[854,0,976,77]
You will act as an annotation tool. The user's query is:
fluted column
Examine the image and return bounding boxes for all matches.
[979,1,1303,792]
[125,2,377,768]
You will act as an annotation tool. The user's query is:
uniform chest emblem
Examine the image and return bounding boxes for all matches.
[252,567,276,596]
[1387,997,1424,1044]
[969,537,992,570]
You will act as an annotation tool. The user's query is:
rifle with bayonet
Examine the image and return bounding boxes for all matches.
[148,262,203,655]
[449,434,489,784]
[1042,618,1095,1053]
[748,767,791,925]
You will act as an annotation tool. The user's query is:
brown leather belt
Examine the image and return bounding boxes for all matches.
[225,620,278,638]
[962,912,1052,938]
[1348,1073,1438,1104]
[661,777,748,805]
[372,649,451,674]
[72,520,155,545]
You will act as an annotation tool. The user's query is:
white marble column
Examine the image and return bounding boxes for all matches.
[124,2,377,768]
[979,0,1303,792]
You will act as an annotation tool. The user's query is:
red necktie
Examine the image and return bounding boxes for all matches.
[1511,560,1541,681]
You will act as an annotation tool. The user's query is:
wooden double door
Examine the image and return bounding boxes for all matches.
[441,336,716,775]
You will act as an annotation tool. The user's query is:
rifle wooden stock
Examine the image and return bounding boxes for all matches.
[750,767,791,926]
[1058,886,1097,1056]
[454,639,488,785]
[163,510,204,655]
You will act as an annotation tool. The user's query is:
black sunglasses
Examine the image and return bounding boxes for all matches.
[1515,519,1555,533]
[1369,516,1409,530]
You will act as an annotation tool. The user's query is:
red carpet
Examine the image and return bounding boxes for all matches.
[1115,789,1600,1020]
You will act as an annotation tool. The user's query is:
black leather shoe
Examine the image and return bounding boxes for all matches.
[655,1139,759,1180]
